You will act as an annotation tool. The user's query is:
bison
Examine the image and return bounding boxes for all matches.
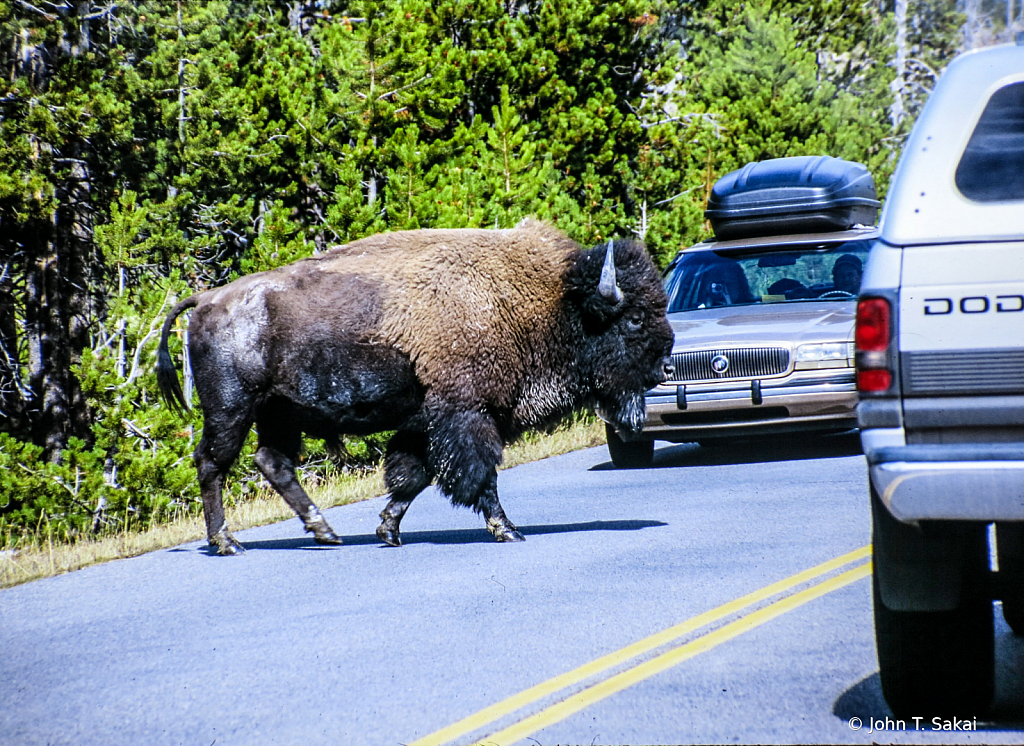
[156,220,673,555]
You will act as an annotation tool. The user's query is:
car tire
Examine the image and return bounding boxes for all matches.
[872,488,994,718]
[997,522,1024,635]
[605,425,654,468]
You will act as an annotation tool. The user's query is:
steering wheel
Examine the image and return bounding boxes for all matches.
[817,290,856,299]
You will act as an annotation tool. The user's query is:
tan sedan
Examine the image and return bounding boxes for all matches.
[606,228,876,467]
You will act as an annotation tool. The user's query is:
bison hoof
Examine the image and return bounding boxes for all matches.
[313,531,343,546]
[210,533,246,556]
[308,524,343,545]
[304,514,343,546]
[376,524,402,547]
[487,517,526,543]
[495,527,526,542]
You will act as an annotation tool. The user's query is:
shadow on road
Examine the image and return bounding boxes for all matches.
[592,431,862,471]
[222,519,668,552]
[832,672,890,723]
[833,609,1024,731]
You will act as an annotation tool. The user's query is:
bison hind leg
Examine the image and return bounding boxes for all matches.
[253,425,341,546]
[195,429,249,556]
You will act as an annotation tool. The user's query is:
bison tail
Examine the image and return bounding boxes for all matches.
[156,295,201,416]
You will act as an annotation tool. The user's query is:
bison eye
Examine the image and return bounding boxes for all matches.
[625,310,644,331]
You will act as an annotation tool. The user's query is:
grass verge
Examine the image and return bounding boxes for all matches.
[0,417,605,589]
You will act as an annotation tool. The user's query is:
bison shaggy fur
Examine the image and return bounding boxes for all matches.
[157,220,673,554]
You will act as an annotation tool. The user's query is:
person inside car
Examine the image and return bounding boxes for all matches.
[667,253,756,311]
[830,253,863,295]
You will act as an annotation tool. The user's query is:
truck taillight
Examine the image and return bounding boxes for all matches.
[856,298,890,351]
[857,368,892,392]
[856,297,893,393]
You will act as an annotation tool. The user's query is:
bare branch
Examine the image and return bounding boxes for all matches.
[122,288,171,386]
[906,57,940,83]
[376,74,432,102]
[641,116,682,128]
[654,187,698,206]
[14,0,58,21]
[120,417,156,446]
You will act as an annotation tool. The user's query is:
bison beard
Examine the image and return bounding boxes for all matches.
[597,391,647,436]
[156,221,673,555]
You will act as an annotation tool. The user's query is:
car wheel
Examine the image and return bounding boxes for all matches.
[605,425,654,468]
[997,522,1024,635]
[872,487,993,718]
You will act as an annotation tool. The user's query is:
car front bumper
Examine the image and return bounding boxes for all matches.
[867,444,1024,522]
[628,369,858,442]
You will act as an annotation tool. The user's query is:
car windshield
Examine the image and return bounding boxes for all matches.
[664,240,872,313]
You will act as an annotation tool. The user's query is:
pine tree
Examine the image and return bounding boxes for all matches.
[891,0,962,131]
[479,84,550,229]
[318,0,463,232]
[509,0,654,229]
[383,124,430,228]
[0,0,138,456]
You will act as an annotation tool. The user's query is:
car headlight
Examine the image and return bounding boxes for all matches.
[795,342,854,364]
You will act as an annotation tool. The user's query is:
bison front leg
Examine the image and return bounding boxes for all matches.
[430,408,525,543]
[479,473,525,543]
[253,442,342,546]
[377,499,413,547]
[377,430,432,547]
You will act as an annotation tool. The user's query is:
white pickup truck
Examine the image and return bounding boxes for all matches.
[856,41,1024,717]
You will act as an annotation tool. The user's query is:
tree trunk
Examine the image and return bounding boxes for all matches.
[10,4,99,460]
[0,247,29,437]
[890,0,907,129]
[24,155,94,461]
[961,0,984,50]
[288,1,320,36]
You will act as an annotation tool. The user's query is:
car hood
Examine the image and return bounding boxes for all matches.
[667,301,855,351]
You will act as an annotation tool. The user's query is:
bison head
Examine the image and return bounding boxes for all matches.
[568,239,674,434]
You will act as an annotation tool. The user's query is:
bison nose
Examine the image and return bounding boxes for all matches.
[660,358,675,382]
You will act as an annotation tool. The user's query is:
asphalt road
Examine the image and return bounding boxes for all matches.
[3,434,1024,745]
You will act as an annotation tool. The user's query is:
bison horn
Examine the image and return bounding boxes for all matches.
[598,238,624,303]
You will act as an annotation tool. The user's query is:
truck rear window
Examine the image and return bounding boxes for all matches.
[955,80,1024,202]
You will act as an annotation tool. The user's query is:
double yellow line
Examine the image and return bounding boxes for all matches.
[411,545,872,746]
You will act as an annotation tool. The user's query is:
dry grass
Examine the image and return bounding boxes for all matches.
[0,417,605,589]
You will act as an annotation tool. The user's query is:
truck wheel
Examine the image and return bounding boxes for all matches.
[997,522,1024,635]
[605,425,654,468]
[871,488,993,718]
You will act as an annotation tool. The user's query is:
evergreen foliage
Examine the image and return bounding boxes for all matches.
[0,0,972,545]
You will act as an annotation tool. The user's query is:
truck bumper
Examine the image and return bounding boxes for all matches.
[867,444,1024,522]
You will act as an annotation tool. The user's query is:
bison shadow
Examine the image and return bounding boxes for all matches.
[833,606,1024,730]
[211,519,668,553]
[593,430,862,471]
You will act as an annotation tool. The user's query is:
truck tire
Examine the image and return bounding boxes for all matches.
[605,425,654,468]
[871,488,994,718]
[997,522,1024,635]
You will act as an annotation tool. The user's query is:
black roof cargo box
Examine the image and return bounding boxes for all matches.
[705,155,880,240]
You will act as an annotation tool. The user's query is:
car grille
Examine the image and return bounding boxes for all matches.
[902,348,1024,395]
[668,347,790,382]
